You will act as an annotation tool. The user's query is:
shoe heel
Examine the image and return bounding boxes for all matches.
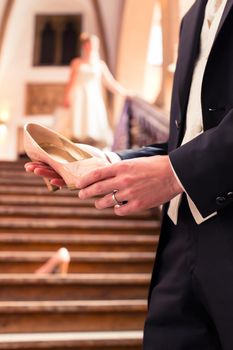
[43,177,60,192]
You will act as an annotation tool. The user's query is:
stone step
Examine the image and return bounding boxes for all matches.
[0,300,147,333]
[0,159,27,164]
[0,193,101,206]
[0,189,160,219]
[0,162,27,170]
[0,171,44,178]
[0,160,25,165]
[0,251,154,274]
[0,171,43,180]
[0,331,143,350]
[0,273,150,301]
[0,192,160,221]
[0,217,160,235]
[0,205,157,221]
[0,166,26,172]
[0,178,46,187]
[0,186,83,197]
[0,233,158,252]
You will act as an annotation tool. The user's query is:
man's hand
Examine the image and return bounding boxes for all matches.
[25,161,66,188]
[76,155,183,216]
[24,143,110,188]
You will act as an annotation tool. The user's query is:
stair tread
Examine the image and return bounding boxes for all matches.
[0,192,159,222]
[0,172,43,180]
[0,330,143,344]
[0,183,75,197]
[0,233,157,243]
[0,159,27,164]
[0,159,158,341]
[0,273,150,285]
[0,205,155,219]
[0,196,94,207]
[0,187,82,197]
[0,299,147,312]
[0,217,159,229]
[0,195,159,221]
[0,251,154,261]
[0,171,44,178]
[0,179,48,186]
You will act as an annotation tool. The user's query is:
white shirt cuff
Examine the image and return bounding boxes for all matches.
[168,158,185,191]
[104,151,121,164]
[168,157,217,224]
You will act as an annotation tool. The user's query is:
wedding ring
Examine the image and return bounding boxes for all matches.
[112,190,128,207]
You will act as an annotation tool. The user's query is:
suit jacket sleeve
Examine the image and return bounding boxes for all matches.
[169,108,233,217]
[116,142,168,160]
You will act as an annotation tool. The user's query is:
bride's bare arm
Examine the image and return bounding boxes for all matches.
[101,61,129,96]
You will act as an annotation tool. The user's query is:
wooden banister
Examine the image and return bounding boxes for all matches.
[112,97,169,151]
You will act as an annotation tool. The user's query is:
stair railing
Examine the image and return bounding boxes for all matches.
[112,96,169,151]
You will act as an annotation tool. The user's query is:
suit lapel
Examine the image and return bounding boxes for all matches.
[177,0,207,127]
[178,0,233,125]
[215,0,233,38]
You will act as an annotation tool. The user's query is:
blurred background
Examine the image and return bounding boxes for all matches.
[0,1,195,349]
[0,0,194,159]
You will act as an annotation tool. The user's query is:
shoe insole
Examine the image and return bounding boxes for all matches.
[40,143,83,163]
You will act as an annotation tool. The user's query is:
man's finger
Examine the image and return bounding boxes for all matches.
[95,193,115,209]
[25,163,52,172]
[50,178,66,187]
[24,161,43,167]
[78,177,120,200]
[114,200,140,216]
[34,167,62,179]
[95,190,129,209]
[76,164,117,189]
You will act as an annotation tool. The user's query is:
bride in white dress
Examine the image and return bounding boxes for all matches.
[63,33,129,148]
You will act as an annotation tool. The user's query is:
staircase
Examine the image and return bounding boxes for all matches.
[0,158,161,350]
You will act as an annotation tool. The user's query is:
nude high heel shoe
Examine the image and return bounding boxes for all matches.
[35,247,71,275]
[24,123,108,191]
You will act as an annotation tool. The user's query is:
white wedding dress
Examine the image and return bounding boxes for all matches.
[70,62,113,147]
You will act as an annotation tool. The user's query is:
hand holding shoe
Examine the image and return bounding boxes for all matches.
[24,133,111,189]
[25,161,66,188]
[24,123,110,191]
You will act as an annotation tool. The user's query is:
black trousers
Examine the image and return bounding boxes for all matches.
[143,197,233,350]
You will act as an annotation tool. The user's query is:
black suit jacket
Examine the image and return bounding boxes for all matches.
[118,0,233,219]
